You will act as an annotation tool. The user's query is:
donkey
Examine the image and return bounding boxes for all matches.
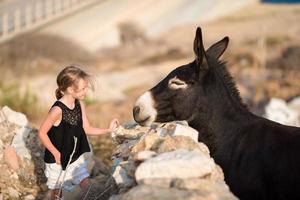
[132,27,300,200]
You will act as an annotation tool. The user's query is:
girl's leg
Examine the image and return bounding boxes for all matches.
[51,189,62,200]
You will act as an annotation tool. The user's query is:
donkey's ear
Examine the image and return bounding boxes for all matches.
[193,27,208,71]
[206,37,229,59]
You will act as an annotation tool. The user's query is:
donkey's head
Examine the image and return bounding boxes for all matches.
[133,27,229,127]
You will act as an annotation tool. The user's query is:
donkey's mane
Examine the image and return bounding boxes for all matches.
[211,60,248,111]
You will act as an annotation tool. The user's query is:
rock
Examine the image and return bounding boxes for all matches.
[264,98,299,127]
[112,165,135,188]
[156,135,209,155]
[0,122,15,144]
[0,106,48,200]
[18,168,38,187]
[24,194,35,200]
[123,120,138,129]
[112,125,147,144]
[135,149,215,182]
[11,127,32,160]
[114,140,139,159]
[109,184,237,200]
[7,187,19,199]
[210,165,225,181]
[112,157,124,172]
[173,179,238,199]
[0,106,28,126]
[138,178,172,188]
[156,121,199,142]
[131,132,162,153]
[89,156,111,177]
[0,106,33,161]
[3,144,20,170]
[133,150,157,162]
[120,160,137,178]
[289,97,300,112]
[9,172,19,180]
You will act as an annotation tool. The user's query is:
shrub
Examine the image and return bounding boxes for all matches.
[0,82,38,119]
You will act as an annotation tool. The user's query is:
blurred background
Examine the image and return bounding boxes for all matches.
[0,0,299,166]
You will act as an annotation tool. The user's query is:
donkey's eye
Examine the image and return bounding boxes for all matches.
[168,77,188,90]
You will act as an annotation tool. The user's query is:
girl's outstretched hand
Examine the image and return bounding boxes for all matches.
[109,118,119,132]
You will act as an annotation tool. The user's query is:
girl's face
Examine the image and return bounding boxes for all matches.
[70,78,89,100]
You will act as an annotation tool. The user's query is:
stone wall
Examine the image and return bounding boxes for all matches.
[109,121,237,200]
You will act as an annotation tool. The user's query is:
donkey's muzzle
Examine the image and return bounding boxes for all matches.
[133,106,146,123]
[133,91,157,126]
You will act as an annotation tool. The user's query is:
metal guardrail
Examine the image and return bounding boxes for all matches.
[0,0,100,43]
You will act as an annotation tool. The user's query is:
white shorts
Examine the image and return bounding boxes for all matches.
[45,154,89,189]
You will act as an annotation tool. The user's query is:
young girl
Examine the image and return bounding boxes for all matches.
[38,66,119,200]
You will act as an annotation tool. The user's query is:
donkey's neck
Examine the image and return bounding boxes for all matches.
[189,101,250,154]
[190,61,251,153]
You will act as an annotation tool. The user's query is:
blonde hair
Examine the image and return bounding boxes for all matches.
[55,65,90,99]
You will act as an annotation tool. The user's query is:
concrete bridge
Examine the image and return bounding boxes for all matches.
[0,0,101,43]
[0,0,258,52]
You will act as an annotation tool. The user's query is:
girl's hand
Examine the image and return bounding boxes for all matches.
[109,118,119,131]
[53,151,61,165]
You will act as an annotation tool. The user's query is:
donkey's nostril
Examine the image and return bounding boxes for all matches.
[133,106,140,116]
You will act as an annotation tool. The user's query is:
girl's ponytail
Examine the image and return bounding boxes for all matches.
[55,88,63,100]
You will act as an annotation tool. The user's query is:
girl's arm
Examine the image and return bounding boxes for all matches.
[80,101,118,136]
[38,106,62,164]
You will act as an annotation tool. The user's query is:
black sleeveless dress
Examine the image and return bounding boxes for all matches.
[44,99,91,170]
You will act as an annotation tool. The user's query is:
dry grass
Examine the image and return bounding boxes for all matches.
[0,81,40,121]
[0,33,96,80]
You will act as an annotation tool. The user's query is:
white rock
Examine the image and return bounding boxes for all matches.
[10,173,19,180]
[7,187,19,198]
[34,152,41,157]
[288,97,300,112]
[0,109,5,124]
[24,194,35,200]
[264,98,299,127]
[134,150,157,161]
[112,165,134,187]
[1,106,28,126]
[172,124,198,142]
[135,149,215,182]
[11,127,32,160]
[0,107,32,160]
[156,122,199,142]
